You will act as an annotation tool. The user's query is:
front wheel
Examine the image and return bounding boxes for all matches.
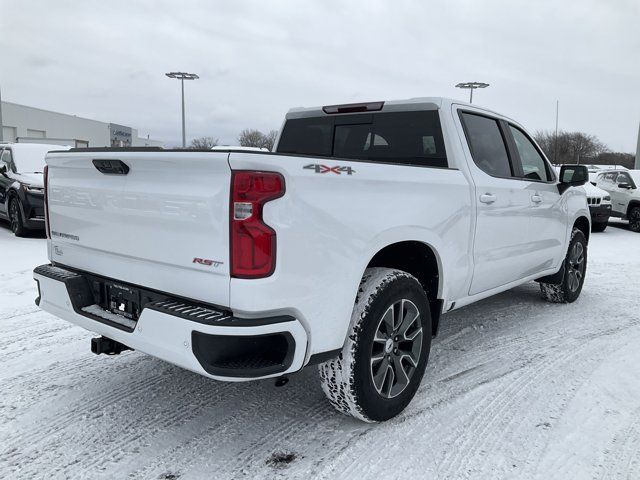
[591,222,607,233]
[318,268,431,422]
[9,198,27,237]
[540,228,587,303]
[629,206,640,233]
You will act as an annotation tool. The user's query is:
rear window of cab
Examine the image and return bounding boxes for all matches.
[276,111,448,168]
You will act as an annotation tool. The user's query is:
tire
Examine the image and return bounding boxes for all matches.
[629,206,640,233]
[9,198,27,237]
[540,228,587,303]
[591,222,607,233]
[318,268,432,422]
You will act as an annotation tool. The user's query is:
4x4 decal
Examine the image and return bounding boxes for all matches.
[304,164,355,175]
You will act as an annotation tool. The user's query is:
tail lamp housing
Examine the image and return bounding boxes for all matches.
[43,165,51,239]
[230,171,285,278]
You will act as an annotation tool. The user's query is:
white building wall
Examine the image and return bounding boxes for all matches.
[0,101,163,148]
[1,101,110,146]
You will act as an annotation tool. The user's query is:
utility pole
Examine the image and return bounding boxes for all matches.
[165,72,199,147]
[0,84,4,142]
[636,121,640,169]
[553,100,559,164]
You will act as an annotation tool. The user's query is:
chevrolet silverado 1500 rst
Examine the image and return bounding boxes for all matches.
[33,98,591,422]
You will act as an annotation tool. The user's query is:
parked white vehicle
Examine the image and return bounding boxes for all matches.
[595,169,640,232]
[582,181,612,232]
[33,98,591,421]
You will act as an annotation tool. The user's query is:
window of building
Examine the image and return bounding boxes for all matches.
[26,129,46,138]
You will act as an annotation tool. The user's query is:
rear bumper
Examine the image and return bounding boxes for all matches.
[33,264,307,381]
[589,203,611,224]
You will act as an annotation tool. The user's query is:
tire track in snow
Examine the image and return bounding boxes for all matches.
[0,355,163,448]
[599,412,640,480]
[438,316,640,479]
[2,365,212,478]
[44,374,257,479]
[435,329,622,478]
[125,374,335,480]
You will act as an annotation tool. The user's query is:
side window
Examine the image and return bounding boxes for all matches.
[460,113,512,177]
[0,149,13,172]
[616,172,631,186]
[509,126,552,182]
[604,172,618,183]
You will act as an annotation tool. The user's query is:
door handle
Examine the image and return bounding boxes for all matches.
[531,194,543,204]
[479,193,497,204]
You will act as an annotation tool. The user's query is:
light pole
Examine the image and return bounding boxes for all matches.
[0,84,4,142]
[165,72,199,147]
[455,82,489,104]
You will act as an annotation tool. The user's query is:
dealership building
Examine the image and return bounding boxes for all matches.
[0,101,163,148]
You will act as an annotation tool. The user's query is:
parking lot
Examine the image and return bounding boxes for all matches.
[1,220,639,480]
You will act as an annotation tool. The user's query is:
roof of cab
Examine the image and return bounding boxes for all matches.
[285,97,509,121]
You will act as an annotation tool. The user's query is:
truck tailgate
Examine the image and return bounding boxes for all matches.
[46,150,231,306]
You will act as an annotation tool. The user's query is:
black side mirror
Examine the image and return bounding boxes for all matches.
[0,164,7,175]
[559,165,588,186]
[618,182,632,189]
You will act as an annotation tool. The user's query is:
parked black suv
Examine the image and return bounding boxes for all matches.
[0,143,68,236]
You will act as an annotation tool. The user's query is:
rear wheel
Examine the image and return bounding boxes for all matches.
[629,206,640,233]
[9,198,27,237]
[540,228,587,303]
[318,268,431,422]
[591,222,607,233]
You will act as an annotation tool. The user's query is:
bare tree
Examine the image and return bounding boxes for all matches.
[594,152,635,169]
[238,129,266,148]
[264,130,278,151]
[190,136,219,149]
[533,130,607,164]
[238,128,278,151]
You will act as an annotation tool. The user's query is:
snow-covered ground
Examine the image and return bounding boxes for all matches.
[1,220,639,480]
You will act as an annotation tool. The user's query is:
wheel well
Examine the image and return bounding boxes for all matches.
[573,216,590,243]
[7,189,19,203]
[367,241,442,336]
[627,201,640,218]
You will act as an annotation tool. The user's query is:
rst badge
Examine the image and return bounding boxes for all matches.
[193,258,223,268]
[304,164,355,175]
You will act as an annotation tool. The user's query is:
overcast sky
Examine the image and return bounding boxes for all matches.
[1,0,638,151]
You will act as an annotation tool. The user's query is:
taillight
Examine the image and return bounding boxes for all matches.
[43,165,51,239]
[230,171,285,278]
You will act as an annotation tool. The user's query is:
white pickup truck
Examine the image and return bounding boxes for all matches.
[34,98,591,422]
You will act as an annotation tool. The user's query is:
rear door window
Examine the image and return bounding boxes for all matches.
[277,111,448,168]
[460,112,512,178]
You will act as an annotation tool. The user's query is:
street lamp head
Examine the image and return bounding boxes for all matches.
[455,82,489,89]
[455,81,489,103]
[165,72,199,80]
